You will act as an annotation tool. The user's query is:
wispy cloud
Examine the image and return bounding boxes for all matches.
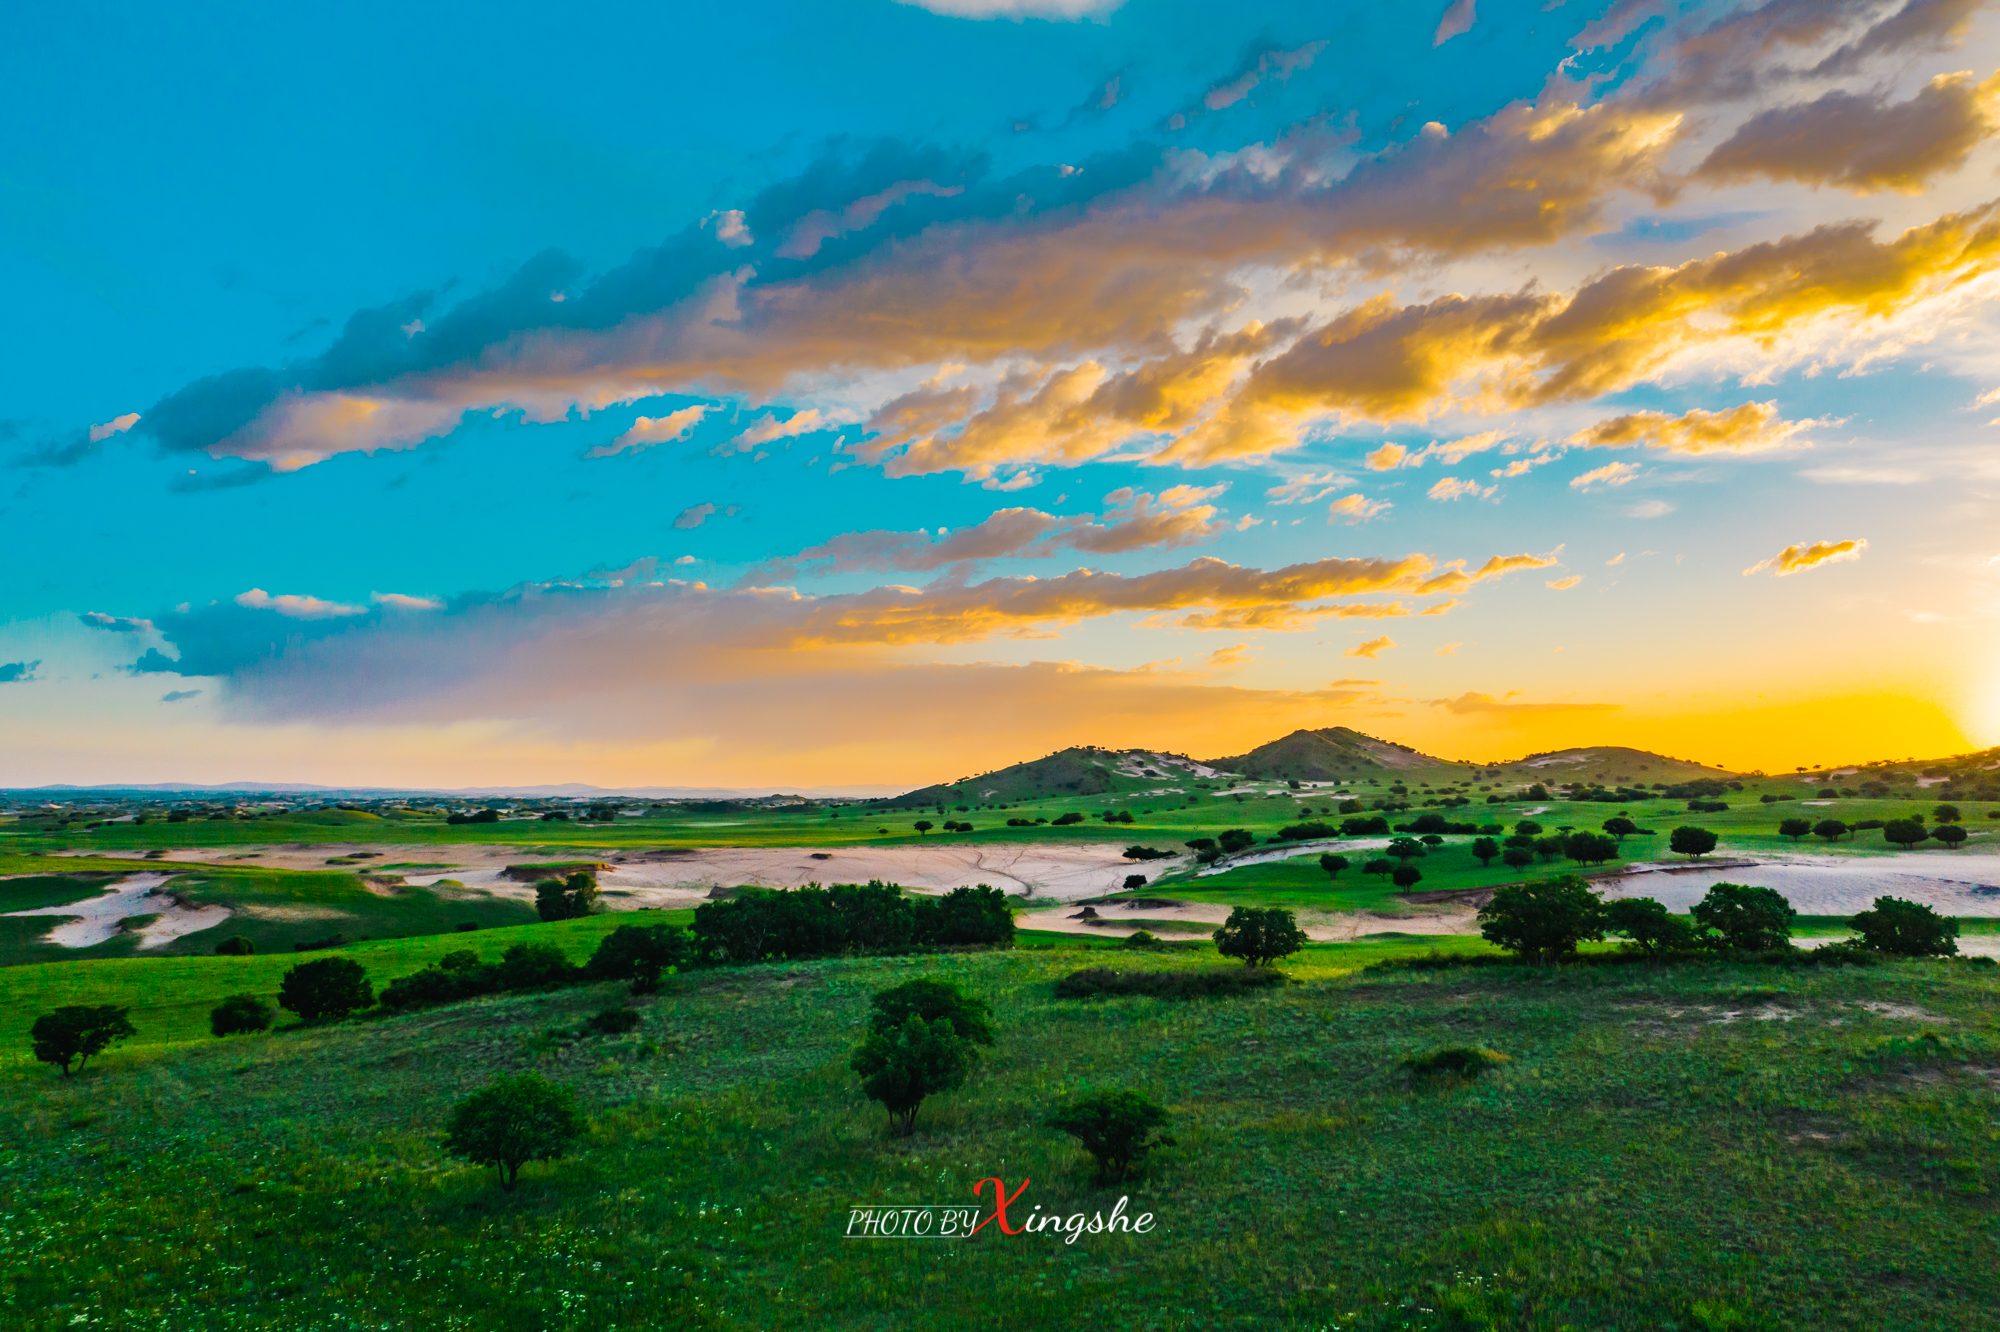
[1743,538,1867,577]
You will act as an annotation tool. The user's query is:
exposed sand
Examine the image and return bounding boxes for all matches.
[1603,852,2000,917]
[1017,896,1479,942]
[3,873,233,949]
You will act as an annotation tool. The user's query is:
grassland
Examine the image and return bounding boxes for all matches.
[3,931,1996,1330]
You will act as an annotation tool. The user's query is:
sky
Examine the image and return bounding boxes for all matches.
[5,0,2000,791]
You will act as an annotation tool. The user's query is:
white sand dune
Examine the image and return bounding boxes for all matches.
[1605,851,2000,917]
[3,873,233,949]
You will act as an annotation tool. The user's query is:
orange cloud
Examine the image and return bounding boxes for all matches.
[1743,538,1868,577]
[1345,635,1395,658]
[1429,691,1619,715]
[1566,400,1815,455]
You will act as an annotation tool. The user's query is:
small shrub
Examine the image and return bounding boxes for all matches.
[438,949,481,971]
[30,1005,136,1077]
[443,1074,585,1191]
[209,995,273,1037]
[277,957,373,1023]
[1402,1046,1511,1082]
[213,936,255,956]
[1120,929,1161,948]
[850,1016,974,1136]
[1053,966,1286,999]
[1848,896,1959,957]
[1047,1090,1173,1183]
[582,1006,641,1036]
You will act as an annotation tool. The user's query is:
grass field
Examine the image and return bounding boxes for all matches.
[3,932,1996,1330]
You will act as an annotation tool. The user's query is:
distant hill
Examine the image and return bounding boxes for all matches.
[1482,747,1726,787]
[1202,727,1467,782]
[880,746,1222,807]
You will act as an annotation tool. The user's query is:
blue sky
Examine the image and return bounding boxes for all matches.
[5,0,2000,788]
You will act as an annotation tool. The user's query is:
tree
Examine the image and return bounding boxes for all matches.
[1564,832,1618,865]
[214,936,255,956]
[1691,882,1795,951]
[913,821,934,836]
[1046,1090,1174,1184]
[1812,819,1849,844]
[1533,836,1566,863]
[851,1015,974,1136]
[562,871,599,916]
[1391,863,1423,888]
[1778,818,1812,843]
[1934,823,1968,849]
[1514,820,1543,836]
[1212,906,1308,967]
[210,995,273,1037]
[30,1005,136,1076]
[868,977,996,1045]
[1602,816,1638,842]
[1501,846,1535,870]
[1848,896,1959,957]
[1476,876,1605,964]
[277,957,374,1023]
[1882,819,1928,850]
[1363,857,1395,879]
[1604,897,1696,955]
[1471,837,1499,866]
[1668,826,1718,859]
[534,878,567,922]
[443,1074,585,1190]
[1386,836,1427,862]
[1217,828,1256,854]
[1933,804,1962,824]
[1318,852,1350,879]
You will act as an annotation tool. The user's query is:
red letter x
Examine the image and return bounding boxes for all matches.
[968,1177,1030,1237]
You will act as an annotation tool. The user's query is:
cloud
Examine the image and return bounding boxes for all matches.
[1427,476,1493,501]
[1264,471,1351,505]
[1366,442,1408,470]
[1328,493,1390,524]
[1433,0,1477,46]
[1696,71,2000,195]
[1411,550,1560,596]
[720,408,825,455]
[1435,641,1463,656]
[1331,677,1380,686]
[674,503,718,530]
[1625,499,1674,518]
[1606,552,1625,566]
[588,405,708,458]
[79,611,155,634]
[1567,401,1815,456]
[1429,691,1620,714]
[893,0,1124,18]
[160,689,202,703]
[88,412,140,443]
[1801,465,1924,484]
[1546,575,1583,590]
[0,661,41,684]
[1743,537,1868,577]
[776,182,965,261]
[1345,636,1395,658]
[1570,461,1641,490]
[371,592,444,610]
[234,589,367,618]
[1202,40,1328,111]
[705,210,753,248]
[1206,644,1253,668]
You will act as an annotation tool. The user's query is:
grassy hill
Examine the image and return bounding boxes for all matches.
[1203,726,1468,782]
[3,935,1996,1329]
[882,746,1219,807]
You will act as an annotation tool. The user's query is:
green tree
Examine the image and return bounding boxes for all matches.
[1386,836,1427,862]
[851,1016,974,1136]
[1212,906,1308,967]
[1564,832,1618,865]
[1934,824,1968,849]
[1471,836,1499,866]
[1669,826,1718,859]
[443,1074,585,1190]
[534,878,568,922]
[1533,835,1566,862]
[913,820,933,836]
[1318,852,1350,879]
[1601,816,1639,842]
[209,995,273,1037]
[1848,896,1959,957]
[1046,1090,1174,1184]
[30,1005,136,1076]
[1391,863,1423,888]
[1775,817,1811,842]
[1217,828,1256,854]
[562,871,600,916]
[1933,804,1962,824]
[1501,846,1535,870]
[867,977,995,1046]
[1691,882,1795,951]
[1476,876,1605,964]
[1514,820,1543,836]
[1882,819,1928,850]
[1363,857,1395,878]
[1603,897,1696,955]
[1812,819,1848,844]
[277,957,373,1023]
[214,936,255,956]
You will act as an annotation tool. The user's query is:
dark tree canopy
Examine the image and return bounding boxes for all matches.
[1668,826,1719,858]
[277,957,373,1023]
[1848,896,1959,957]
[1882,819,1929,850]
[1691,882,1796,952]
[30,1005,136,1076]
[1477,877,1604,964]
[1812,819,1848,844]
[1318,852,1350,879]
[1212,906,1308,967]
[867,977,995,1046]
[850,1015,974,1136]
[1047,1090,1174,1184]
[443,1074,585,1190]
[1604,897,1695,955]
[210,995,273,1037]
[1471,837,1499,866]
[1777,818,1813,842]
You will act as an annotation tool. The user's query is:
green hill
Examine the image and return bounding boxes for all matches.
[1483,746,1727,789]
[1202,726,1467,782]
[882,746,1219,807]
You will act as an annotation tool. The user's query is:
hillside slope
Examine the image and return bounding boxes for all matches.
[882,746,1220,807]
[1202,727,1466,781]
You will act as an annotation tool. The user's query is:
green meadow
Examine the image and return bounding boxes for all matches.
[4,932,1997,1330]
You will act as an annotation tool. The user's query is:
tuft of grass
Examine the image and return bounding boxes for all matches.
[1402,1045,1512,1081]
[1052,965,1288,999]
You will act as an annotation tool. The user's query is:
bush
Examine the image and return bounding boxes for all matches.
[1668,826,1718,858]
[1052,812,1084,826]
[1813,819,1849,843]
[30,1005,136,1076]
[1047,1090,1174,1183]
[439,949,480,971]
[1123,874,1148,889]
[1402,1046,1511,1081]
[583,1006,641,1036]
[209,995,273,1037]
[1501,847,1535,870]
[443,1074,585,1190]
[1477,877,1604,963]
[1778,817,1813,842]
[1848,896,1960,957]
[494,943,579,989]
[1274,820,1337,841]
[1471,837,1499,866]
[535,872,600,922]
[1391,863,1423,888]
[1319,852,1350,879]
[1603,897,1696,955]
[1213,905,1308,967]
[1691,882,1796,951]
[1054,966,1287,999]
[1564,832,1619,865]
[1882,819,1929,850]
[585,924,692,980]
[1364,857,1395,878]
[1217,828,1256,854]
[850,1016,974,1136]
[867,977,996,1045]
[214,936,255,956]
[1340,815,1391,836]
[277,957,373,1023]
[1122,845,1172,860]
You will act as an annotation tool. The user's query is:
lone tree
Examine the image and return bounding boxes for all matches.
[1848,895,1960,957]
[913,820,934,836]
[1882,819,1929,851]
[1213,906,1309,967]
[1604,897,1696,956]
[30,1005,136,1077]
[277,957,373,1023]
[851,1016,974,1136]
[1812,819,1849,844]
[1501,846,1536,870]
[1477,876,1605,964]
[1933,804,1962,824]
[1564,832,1619,865]
[1318,852,1350,880]
[1777,818,1813,843]
[1046,1090,1174,1184]
[1363,857,1395,879]
[443,1074,585,1190]
[209,995,273,1037]
[535,872,600,922]
[1691,882,1795,952]
[1669,826,1719,859]
[867,977,996,1046]
[1391,863,1424,888]
[1933,823,1968,850]
[1601,816,1639,843]
[1386,837,1427,863]
[1471,837,1499,866]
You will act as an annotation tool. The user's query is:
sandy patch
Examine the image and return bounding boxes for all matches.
[3,873,232,949]
[1016,896,1478,942]
[1602,851,2000,917]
